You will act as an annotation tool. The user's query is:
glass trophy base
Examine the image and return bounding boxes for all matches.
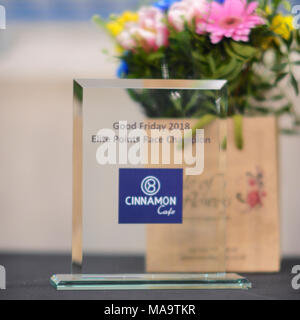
[50,273,251,290]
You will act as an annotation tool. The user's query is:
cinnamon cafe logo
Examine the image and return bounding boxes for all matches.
[125,176,176,217]
[119,169,183,224]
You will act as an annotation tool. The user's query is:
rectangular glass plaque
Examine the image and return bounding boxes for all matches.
[51,79,251,290]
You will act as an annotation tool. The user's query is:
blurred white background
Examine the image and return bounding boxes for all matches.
[0,0,299,256]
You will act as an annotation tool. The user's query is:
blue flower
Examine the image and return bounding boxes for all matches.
[117,60,129,78]
[214,0,225,3]
[154,0,181,11]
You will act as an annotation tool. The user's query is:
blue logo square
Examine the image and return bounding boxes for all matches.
[119,168,183,224]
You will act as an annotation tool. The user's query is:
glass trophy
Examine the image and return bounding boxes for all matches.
[51,79,251,290]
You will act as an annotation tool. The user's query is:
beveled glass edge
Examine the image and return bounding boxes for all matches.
[50,273,251,290]
[74,79,227,90]
[72,81,83,273]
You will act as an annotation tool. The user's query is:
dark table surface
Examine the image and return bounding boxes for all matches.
[0,254,299,300]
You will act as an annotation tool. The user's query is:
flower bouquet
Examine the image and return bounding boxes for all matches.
[94,0,300,137]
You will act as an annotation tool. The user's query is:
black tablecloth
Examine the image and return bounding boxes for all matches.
[0,254,299,300]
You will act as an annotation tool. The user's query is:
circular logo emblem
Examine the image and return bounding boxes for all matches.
[141,176,161,196]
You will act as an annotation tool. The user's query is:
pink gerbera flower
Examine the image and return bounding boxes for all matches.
[206,0,264,44]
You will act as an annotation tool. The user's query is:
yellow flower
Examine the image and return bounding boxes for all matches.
[262,15,294,50]
[117,11,138,25]
[106,11,138,37]
[272,15,294,40]
[106,21,123,37]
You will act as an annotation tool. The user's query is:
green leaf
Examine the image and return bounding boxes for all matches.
[179,114,217,149]
[226,62,244,81]
[230,41,257,59]
[272,63,287,72]
[215,57,239,78]
[271,94,284,101]
[224,42,247,62]
[192,51,207,63]
[208,54,216,75]
[255,81,273,90]
[221,136,227,150]
[192,114,217,136]
[184,92,200,113]
[284,32,293,49]
[280,129,300,135]
[282,0,291,12]
[275,72,288,84]
[74,81,83,102]
[233,114,243,150]
[290,74,299,96]
[92,15,106,29]
[147,51,164,62]
[292,61,300,66]
[170,95,183,114]
[296,31,300,46]
[250,106,271,114]
[254,95,266,101]
[295,118,300,126]
[258,0,268,10]
[273,0,282,12]
[275,104,292,115]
